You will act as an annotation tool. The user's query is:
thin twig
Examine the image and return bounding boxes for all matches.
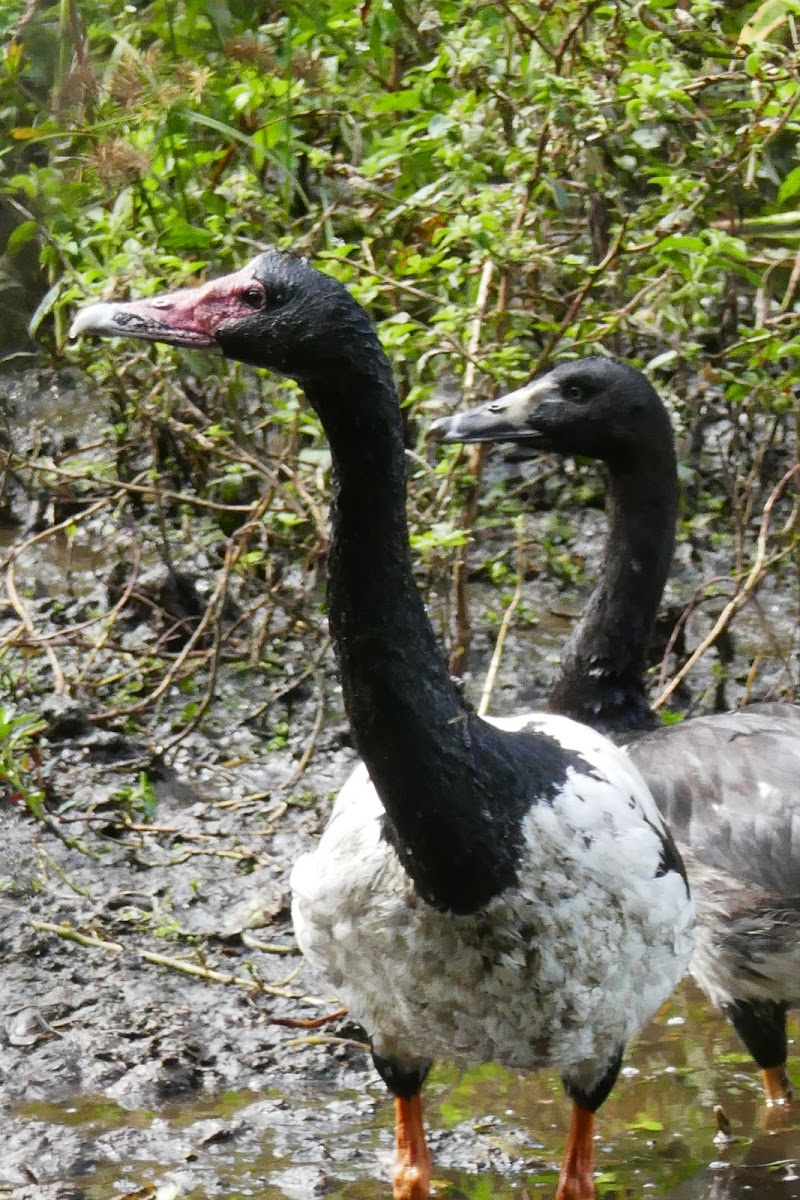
[449,258,496,676]
[31,919,326,1003]
[539,217,629,364]
[4,558,66,694]
[246,635,331,723]
[287,1033,370,1050]
[282,684,326,790]
[12,453,258,514]
[269,1007,348,1028]
[653,462,800,710]
[94,516,256,724]
[74,546,141,685]
[478,516,526,717]
[0,488,128,574]
[160,535,239,754]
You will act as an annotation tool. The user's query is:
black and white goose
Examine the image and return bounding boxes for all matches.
[70,259,693,1200]
[431,355,800,1109]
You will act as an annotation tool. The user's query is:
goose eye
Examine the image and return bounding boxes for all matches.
[488,401,503,413]
[566,384,582,401]
[241,285,265,310]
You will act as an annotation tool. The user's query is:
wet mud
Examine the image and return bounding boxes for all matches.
[1,367,799,1198]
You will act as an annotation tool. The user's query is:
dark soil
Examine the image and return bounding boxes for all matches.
[1,367,799,1199]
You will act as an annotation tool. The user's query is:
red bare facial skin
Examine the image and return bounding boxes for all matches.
[69,261,264,348]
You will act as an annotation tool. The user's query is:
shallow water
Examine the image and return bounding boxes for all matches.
[14,981,800,1199]
[0,523,111,599]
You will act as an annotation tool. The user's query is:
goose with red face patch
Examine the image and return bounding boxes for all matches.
[71,259,694,1200]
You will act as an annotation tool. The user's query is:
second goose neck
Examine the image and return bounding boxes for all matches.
[549,449,678,736]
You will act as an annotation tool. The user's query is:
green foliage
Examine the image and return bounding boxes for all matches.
[627,1115,665,1133]
[109,770,157,822]
[1,0,798,732]
[3,0,799,379]
[0,706,47,817]
[266,719,290,750]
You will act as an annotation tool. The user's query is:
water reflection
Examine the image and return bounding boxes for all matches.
[13,979,798,1198]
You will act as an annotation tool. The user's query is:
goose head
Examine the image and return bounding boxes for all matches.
[429,356,673,470]
[69,250,380,384]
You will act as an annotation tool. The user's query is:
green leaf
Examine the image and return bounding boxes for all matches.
[656,235,705,253]
[160,220,215,252]
[739,210,800,228]
[371,89,422,113]
[6,220,38,255]
[628,1117,664,1133]
[646,350,678,371]
[28,281,60,339]
[778,166,800,203]
[428,113,456,137]
[738,0,799,45]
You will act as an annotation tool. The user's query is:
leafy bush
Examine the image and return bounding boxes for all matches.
[1,0,798,728]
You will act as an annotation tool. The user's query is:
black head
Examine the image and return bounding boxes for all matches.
[70,250,380,383]
[429,357,674,469]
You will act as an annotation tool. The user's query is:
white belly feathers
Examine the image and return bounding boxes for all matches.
[291,713,694,1086]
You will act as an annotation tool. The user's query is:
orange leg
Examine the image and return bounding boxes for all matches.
[555,1103,596,1200]
[762,1065,795,1106]
[392,1092,431,1200]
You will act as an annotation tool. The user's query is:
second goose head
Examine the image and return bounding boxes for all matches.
[429,356,674,472]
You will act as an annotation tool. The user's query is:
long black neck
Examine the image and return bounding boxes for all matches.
[548,445,678,736]
[305,357,531,913]
[316,363,462,749]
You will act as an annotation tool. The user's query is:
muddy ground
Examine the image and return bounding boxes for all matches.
[1,366,799,1199]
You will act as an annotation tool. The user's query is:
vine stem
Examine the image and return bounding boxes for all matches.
[5,557,66,694]
[477,515,526,717]
[30,919,329,1006]
[448,258,496,676]
[653,461,800,710]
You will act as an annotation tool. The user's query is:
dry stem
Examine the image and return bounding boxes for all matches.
[653,462,800,710]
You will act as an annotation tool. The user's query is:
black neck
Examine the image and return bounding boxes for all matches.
[305,362,527,912]
[548,447,678,735]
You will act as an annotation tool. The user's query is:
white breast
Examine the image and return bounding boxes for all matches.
[290,712,694,1089]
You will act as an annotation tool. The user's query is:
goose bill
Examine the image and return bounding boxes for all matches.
[428,380,555,445]
[68,262,263,349]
